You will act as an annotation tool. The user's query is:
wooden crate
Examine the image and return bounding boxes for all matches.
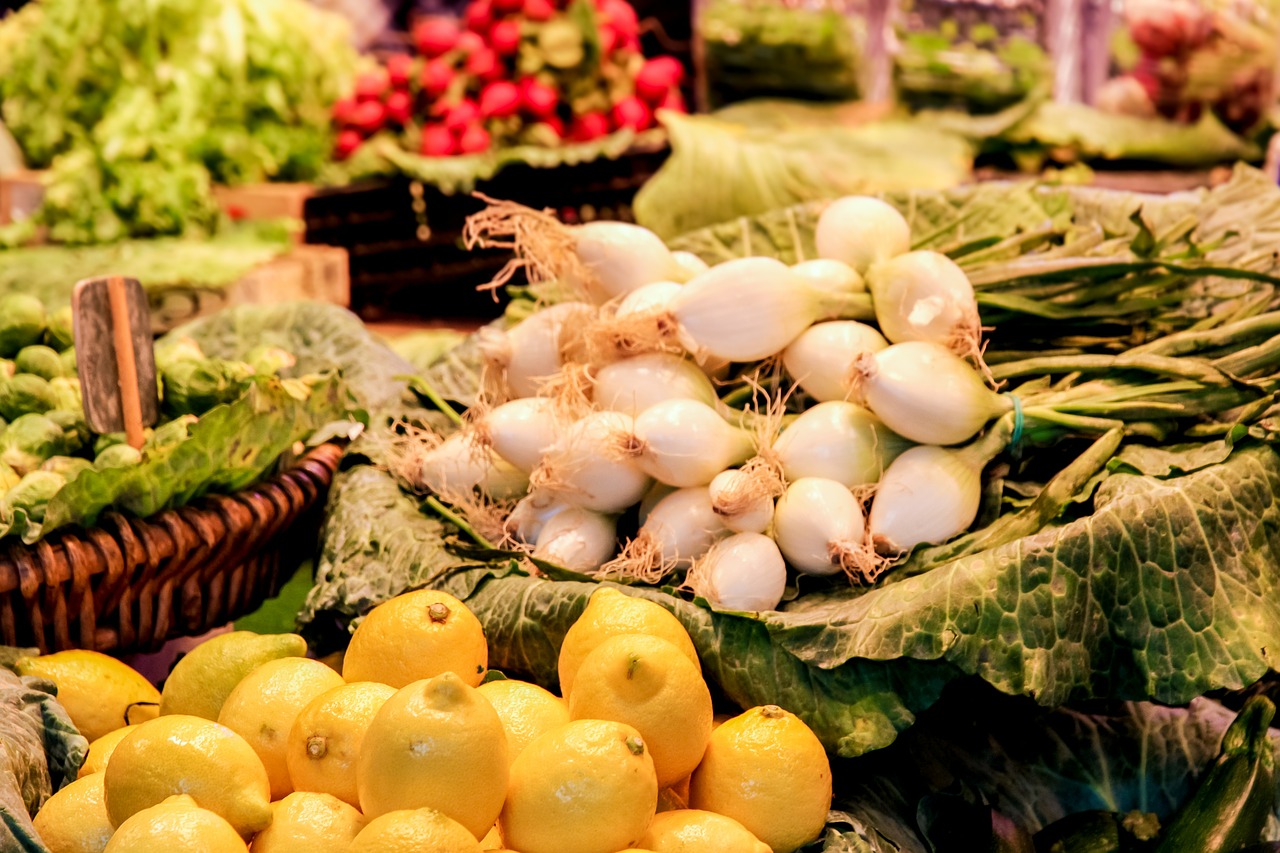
[228,244,350,307]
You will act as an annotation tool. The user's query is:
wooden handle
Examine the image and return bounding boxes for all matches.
[107,276,145,450]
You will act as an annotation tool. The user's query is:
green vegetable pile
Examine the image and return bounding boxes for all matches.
[0,0,355,245]
[0,295,354,544]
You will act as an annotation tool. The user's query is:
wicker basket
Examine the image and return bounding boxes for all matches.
[0,443,343,656]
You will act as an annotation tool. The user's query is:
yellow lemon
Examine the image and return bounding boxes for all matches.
[568,633,712,788]
[476,678,569,764]
[500,719,657,853]
[15,650,159,741]
[160,631,307,720]
[638,809,772,853]
[688,705,831,853]
[349,807,481,853]
[103,715,271,837]
[217,657,344,799]
[251,791,366,853]
[357,672,508,838]
[31,773,112,853]
[342,590,488,688]
[79,725,138,778]
[558,587,698,698]
[103,794,247,853]
[286,681,395,808]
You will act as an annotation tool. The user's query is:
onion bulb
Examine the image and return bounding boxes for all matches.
[532,506,618,572]
[631,399,754,487]
[479,302,594,398]
[782,321,888,403]
[593,353,717,416]
[867,250,980,353]
[506,489,572,543]
[791,259,865,295]
[868,445,981,557]
[572,221,680,302]
[616,281,683,318]
[670,251,710,282]
[774,401,909,489]
[414,432,529,501]
[854,342,1010,446]
[533,411,652,513]
[605,486,728,581]
[815,196,911,274]
[773,478,867,577]
[475,397,559,473]
[708,468,775,534]
[689,532,787,612]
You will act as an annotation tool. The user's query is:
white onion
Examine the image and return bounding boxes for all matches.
[507,489,573,543]
[855,342,1010,446]
[573,221,680,302]
[627,486,728,571]
[638,481,677,523]
[481,302,595,398]
[782,321,888,403]
[532,506,618,572]
[693,533,787,612]
[772,478,865,577]
[774,401,910,489]
[868,251,980,350]
[632,399,754,488]
[593,353,717,416]
[478,397,559,472]
[815,196,911,274]
[670,251,710,282]
[791,259,865,296]
[416,432,529,501]
[616,281,683,318]
[868,445,981,556]
[708,469,775,534]
[535,411,652,513]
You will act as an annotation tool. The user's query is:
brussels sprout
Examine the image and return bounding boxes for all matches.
[154,336,206,371]
[161,359,254,417]
[1,470,67,533]
[144,415,197,453]
[48,377,81,413]
[94,443,142,471]
[39,456,92,481]
[245,345,297,377]
[44,305,75,352]
[14,345,64,380]
[45,410,89,454]
[0,294,46,357]
[59,348,78,376]
[0,374,58,420]
[0,414,67,475]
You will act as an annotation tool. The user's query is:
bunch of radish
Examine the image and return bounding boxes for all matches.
[395,195,1014,615]
[332,0,687,160]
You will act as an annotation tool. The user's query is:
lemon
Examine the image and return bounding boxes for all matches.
[342,590,488,688]
[558,587,698,698]
[349,807,481,853]
[286,681,395,807]
[688,705,831,853]
[251,791,366,852]
[79,724,138,778]
[500,719,658,853]
[103,714,272,837]
[217,657,344,799]
[31,773,112,853]
[16,650,159,742]
[568,633,712,788]
[357,671,508,838]
[639,809,772,852]
[160,631,307,720]
[476,679,569,764]
[103,795,247,853]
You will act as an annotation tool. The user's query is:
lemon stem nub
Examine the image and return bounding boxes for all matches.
[761,705,785,719]
[306,735,328,760]
[626,655,641,680]
[625,735,646,756]
[428,603,451,623]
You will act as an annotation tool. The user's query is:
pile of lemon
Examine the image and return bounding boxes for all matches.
[25,586,832,853]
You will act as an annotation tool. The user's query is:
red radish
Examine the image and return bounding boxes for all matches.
[335,129,363,159]
[519,78,559,117]
[492,0,523,12]
[420,58,456,97]
[458,31,485,55]
[458,124,493,153]
[601,0,638,40]
[466,47,503,81]
[352,100,387,134]
[420,124,458,156]
[414,17,461,57]
[480,81,522,118]
[523,0,555,21]
[331,97,358,125]
[355,71,389,102]
[611,95,652,131]
[658,87,687,114]
[490,20,522,55]
[465,0,494,32]
[445,99,482,130]
[385,90,413,125]
[570,112,610,141]
[599,26,619,55]
[635,56,684,103]
[386,54,415,89]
